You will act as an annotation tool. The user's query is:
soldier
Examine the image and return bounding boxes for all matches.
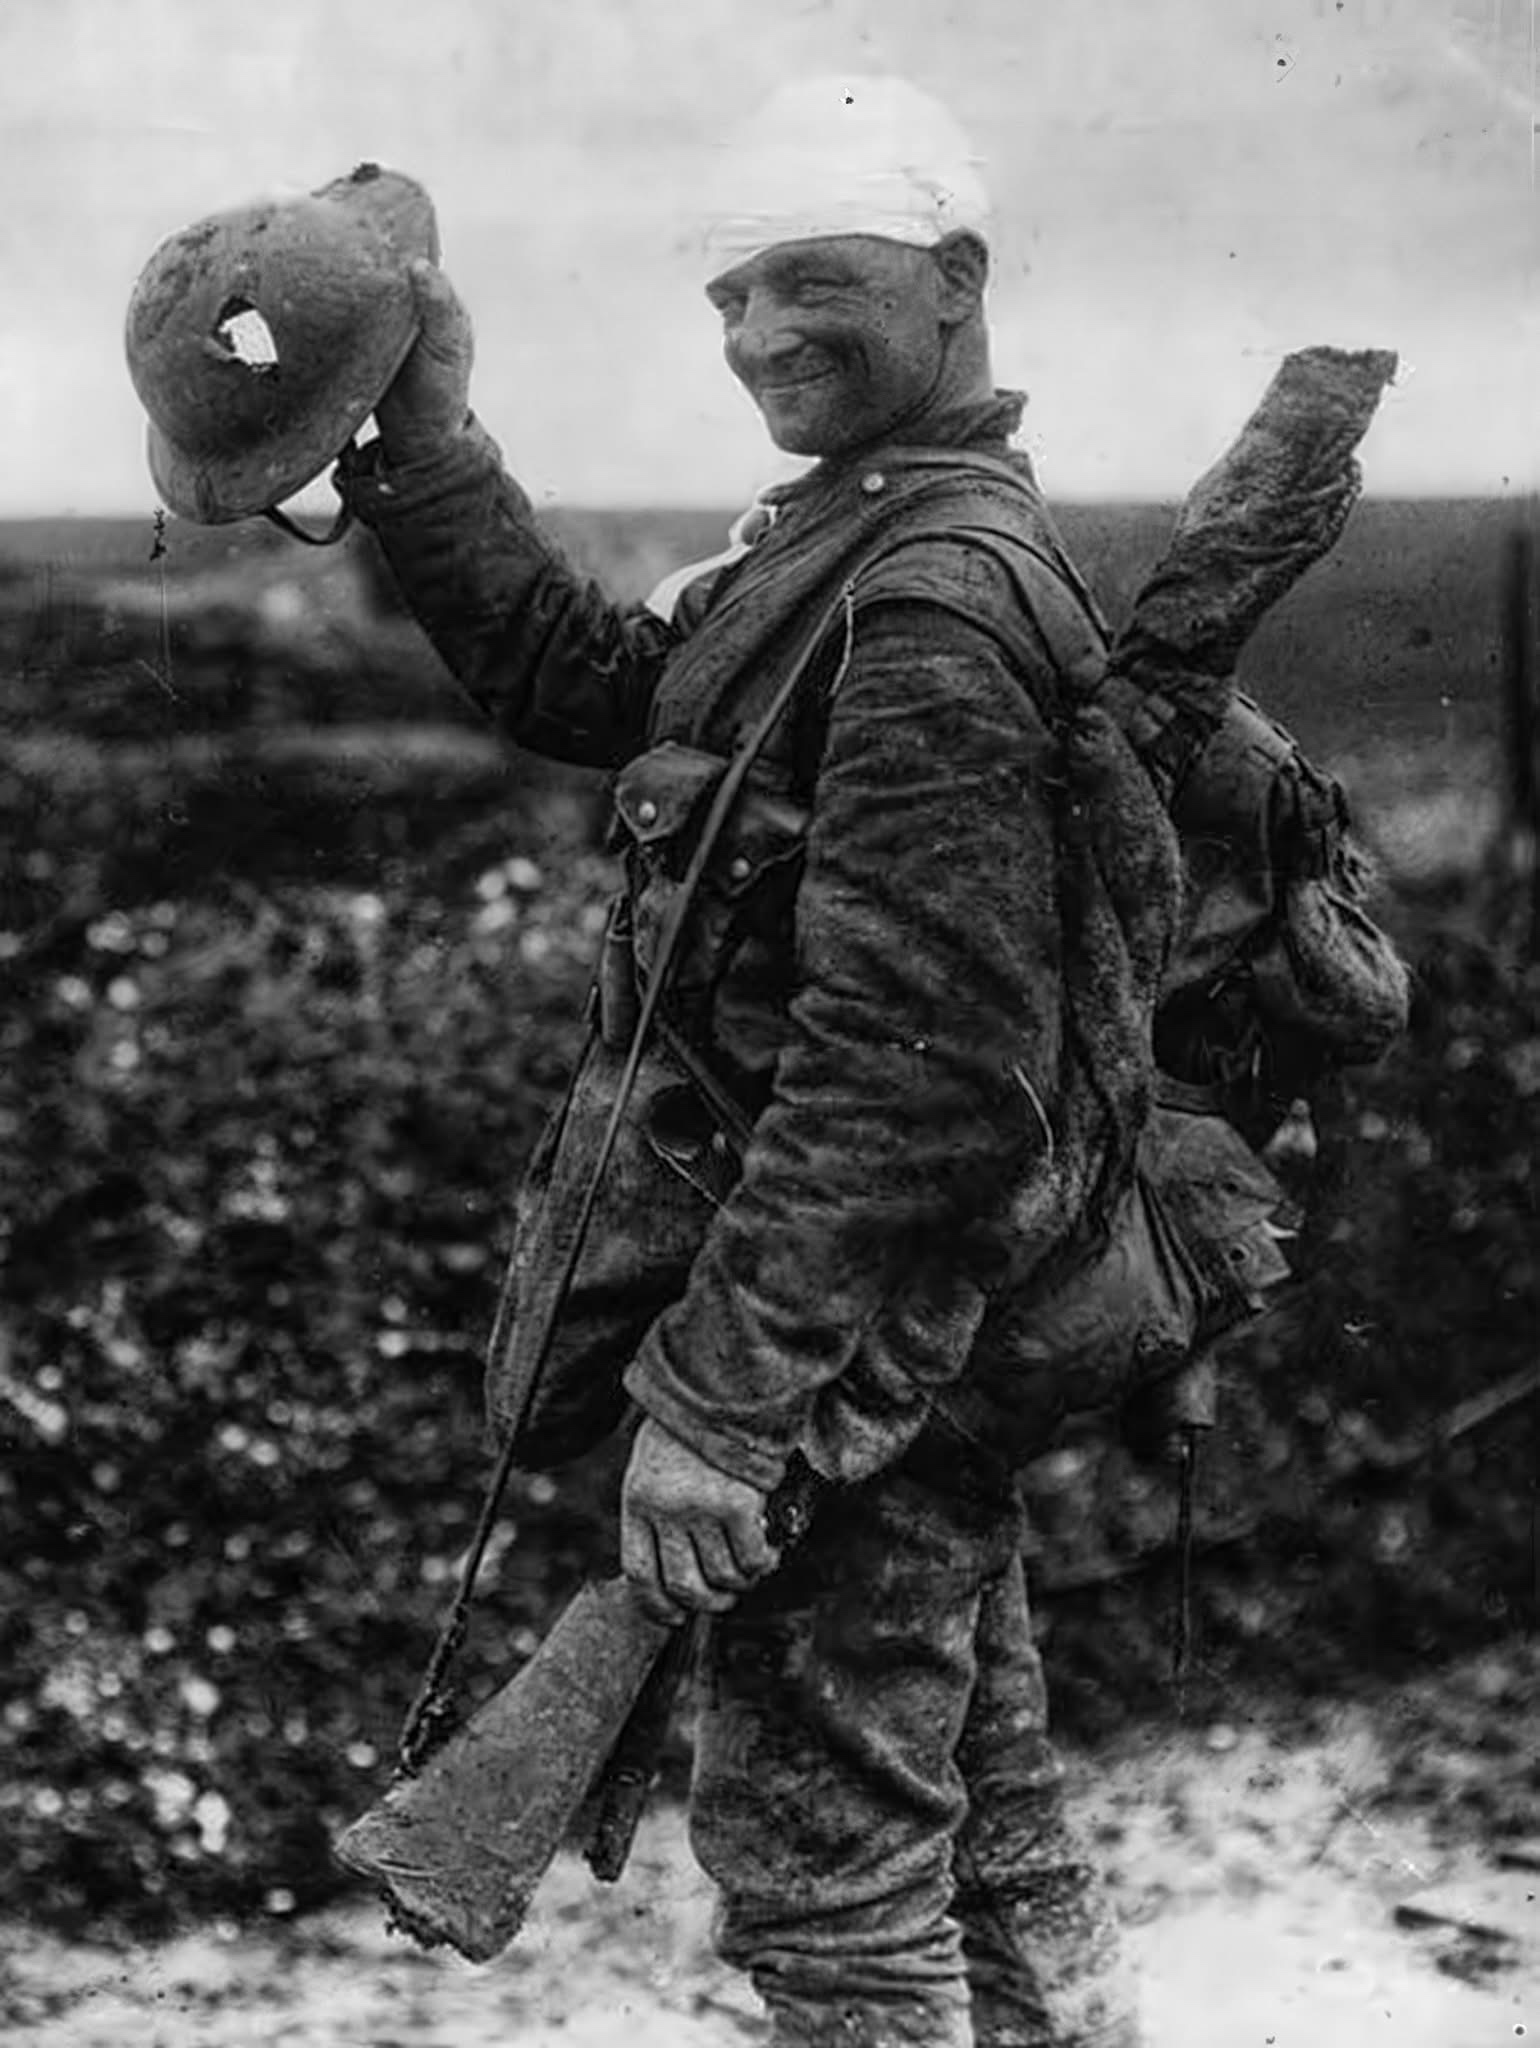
[335,74,1180,2047]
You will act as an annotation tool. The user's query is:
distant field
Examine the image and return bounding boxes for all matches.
[0,495,1519,765]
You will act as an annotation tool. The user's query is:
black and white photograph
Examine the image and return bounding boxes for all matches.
[0,2,1535,2041]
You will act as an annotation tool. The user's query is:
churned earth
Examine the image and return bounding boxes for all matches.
[3,1640,1535,2048]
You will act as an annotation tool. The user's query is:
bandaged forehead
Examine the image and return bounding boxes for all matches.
[704,75,991,274]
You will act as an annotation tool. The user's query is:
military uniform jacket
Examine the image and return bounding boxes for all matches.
[337,397,1182,1491]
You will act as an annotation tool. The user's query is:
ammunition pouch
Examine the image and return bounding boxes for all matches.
[489,739,808,1465]
[611,739,808,1036]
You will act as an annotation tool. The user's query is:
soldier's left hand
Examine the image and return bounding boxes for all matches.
[621,1417,779,1626]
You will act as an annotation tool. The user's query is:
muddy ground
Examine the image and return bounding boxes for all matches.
[3,1637,1535,2047]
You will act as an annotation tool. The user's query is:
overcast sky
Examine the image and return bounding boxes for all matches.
[0,0,1533,515]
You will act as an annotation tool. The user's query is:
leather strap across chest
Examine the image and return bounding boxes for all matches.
[646,457,1086,768]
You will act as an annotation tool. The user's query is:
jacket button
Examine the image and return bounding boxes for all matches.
[728,855,752,882]
[636,799,659,826]
[861,471,886,495]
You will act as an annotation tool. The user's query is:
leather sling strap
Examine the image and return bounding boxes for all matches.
[395,561,870,1776]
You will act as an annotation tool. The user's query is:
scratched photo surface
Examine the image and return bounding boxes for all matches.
[1,2,1535,2043]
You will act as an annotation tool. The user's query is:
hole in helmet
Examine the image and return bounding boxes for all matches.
[213,297,279,371]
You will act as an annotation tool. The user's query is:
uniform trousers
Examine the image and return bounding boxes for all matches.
[689,1424,1142,2046]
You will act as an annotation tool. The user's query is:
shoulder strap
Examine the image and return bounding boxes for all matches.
[874,522,1227,804]
[849,521,1109,712]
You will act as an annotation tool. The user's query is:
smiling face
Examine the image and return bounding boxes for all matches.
[706,233,982,458]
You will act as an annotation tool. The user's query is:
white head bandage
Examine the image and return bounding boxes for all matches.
[704,75,991,274]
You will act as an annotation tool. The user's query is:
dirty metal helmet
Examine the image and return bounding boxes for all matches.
[124,163,439,538]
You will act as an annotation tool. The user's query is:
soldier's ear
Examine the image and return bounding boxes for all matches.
[931,231,989,320]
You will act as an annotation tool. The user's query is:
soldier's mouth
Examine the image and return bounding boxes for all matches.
[754,366,838,397]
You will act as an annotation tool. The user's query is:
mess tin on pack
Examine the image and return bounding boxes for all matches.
[124,163,438,537]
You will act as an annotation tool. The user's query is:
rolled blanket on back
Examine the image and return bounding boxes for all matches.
[1099,346,1399,780]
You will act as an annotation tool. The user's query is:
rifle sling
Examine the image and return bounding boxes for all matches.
[395,567,866,1775]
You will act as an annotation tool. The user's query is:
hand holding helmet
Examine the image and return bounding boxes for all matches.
[373,261,477,467]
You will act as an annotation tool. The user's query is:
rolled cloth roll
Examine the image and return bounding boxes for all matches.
[1096,346,1400,782]
[703,74,991,272]
[1110,346,1401,687]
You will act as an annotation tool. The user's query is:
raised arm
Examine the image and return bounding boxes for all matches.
[337,264,676,770]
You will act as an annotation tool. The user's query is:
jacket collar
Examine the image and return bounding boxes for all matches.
[890,387,1028,454]
[764,389,1031,511]
[650,390,1034,628]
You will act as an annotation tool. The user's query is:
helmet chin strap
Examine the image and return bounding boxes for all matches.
[263,500,355,548]
[260,438,357,545]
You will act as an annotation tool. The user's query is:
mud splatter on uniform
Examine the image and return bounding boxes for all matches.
[338,397,1178,2046]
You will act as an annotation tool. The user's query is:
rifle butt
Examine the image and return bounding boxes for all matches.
[332,1577,673,1962]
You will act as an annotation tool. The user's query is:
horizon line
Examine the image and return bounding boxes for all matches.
[0,487,1535,526]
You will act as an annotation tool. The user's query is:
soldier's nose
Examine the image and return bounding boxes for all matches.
[733,324,805,376]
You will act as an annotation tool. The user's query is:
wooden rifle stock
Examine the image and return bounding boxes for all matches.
[333,1576,675,1961]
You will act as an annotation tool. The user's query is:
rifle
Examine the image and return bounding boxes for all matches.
[333,345,1397,1962]
[334,1465,815,1961]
